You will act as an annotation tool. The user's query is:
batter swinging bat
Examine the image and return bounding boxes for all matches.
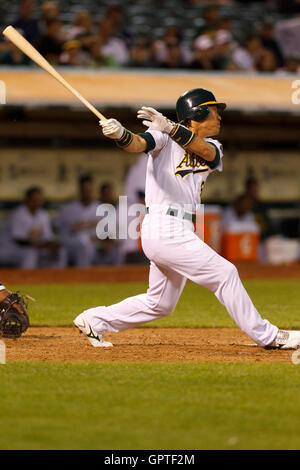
[2,26,107,121]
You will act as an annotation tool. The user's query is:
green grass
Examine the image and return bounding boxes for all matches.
[11,279,300,329]
[1,362,300,450]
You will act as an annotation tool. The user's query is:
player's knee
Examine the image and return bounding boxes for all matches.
[154,305,173,316]
[223,261,238,280]
[148,296,175,316]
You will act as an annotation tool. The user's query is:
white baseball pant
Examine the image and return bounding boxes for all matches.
[84,212,278,347]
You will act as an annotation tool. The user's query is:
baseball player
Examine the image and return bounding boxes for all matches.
[74,88,300,350]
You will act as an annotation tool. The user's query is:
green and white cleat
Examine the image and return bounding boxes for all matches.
[73,313,113,347]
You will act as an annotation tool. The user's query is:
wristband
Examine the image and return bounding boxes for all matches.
[115,128,133,148]
[169,124,195,148]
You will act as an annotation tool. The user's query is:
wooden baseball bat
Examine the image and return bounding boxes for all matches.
[2,26,107,120]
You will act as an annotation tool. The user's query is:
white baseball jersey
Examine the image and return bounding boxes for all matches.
[56,200,99,237]
[8,204,54,243]
[144,130,223,212]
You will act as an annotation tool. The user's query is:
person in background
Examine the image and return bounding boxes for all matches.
[67,10,93,41]
[243,176,271,241]
[119,154,148,264]
[129,36,154,68]
[99,182,117,207]
[221,194,259,232]
[40,1,60,29]
[196,6,222,35]
[211,30,235,70]
[98,182,119,265]
[153,26,192,67]
[56,175,115,266]
[0,187,66,269]
[55,175,98,267]
[59,40,89,66]
[97,17,129,66]
[259,21,284,68]
[190,35,215,70]
[231,35,263,71]
[88,38,117,68]
[12,0,40,46]
[37,19,65,64]
[105,4,132,47]
[277,55,300,74]
[256,48,278,73]
[0,36,31,65]
[160,41,186,69]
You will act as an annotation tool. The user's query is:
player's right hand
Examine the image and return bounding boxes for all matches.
[99,119,124,140]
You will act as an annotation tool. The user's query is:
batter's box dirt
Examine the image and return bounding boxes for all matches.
[2,327,295,363]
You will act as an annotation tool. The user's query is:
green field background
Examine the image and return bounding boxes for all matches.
[1,279,300,450]
[10,279,300,328]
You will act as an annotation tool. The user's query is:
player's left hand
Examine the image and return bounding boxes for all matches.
[137,107,175,133]
[99,119,124,140]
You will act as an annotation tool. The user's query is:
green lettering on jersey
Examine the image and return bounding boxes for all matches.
[175,151,208,178]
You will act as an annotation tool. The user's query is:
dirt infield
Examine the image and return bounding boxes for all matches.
[2,327,295,363]
[1,262,300,285]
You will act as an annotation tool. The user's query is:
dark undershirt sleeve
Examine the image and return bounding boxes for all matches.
[203,143,220,169]
[137,132,156,153]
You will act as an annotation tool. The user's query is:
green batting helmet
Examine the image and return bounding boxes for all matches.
[176,88,226,122]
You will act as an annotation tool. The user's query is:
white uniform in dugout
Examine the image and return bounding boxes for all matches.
[74,87,300,350]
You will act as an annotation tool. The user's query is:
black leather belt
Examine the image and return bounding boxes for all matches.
[145,207,196,223]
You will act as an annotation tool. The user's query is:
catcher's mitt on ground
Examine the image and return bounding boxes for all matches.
[0,292,30,338]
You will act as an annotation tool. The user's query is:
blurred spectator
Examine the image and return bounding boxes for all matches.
[98,181,119,264]
[55,175,99,266]
[40,1,60,27]
[211,30,236,70]
[160,41,185,69]
[67,10,93,41]
[99,182,117,206]
[119,154,148,264]
[59,40,89,66]
[259,21,284,67]
[231,35,263,71]
[0,187,67,269]
[98,17,129,66]
[221,194,258,232]
[88,38,118,68]
[196,6,222,35]
[243,176,271,240]
[129,36,154,68]
[153,26,193,66]
[37,19,65,64]
[12,0,40,46]
[0,36,31,65]
[190,35,215,70]
[277,55,300,74]
[56,175,116,266]
[218,17,233,34]
[256,48,278,73]
[105,4,132,46]
[274,16,300,60]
